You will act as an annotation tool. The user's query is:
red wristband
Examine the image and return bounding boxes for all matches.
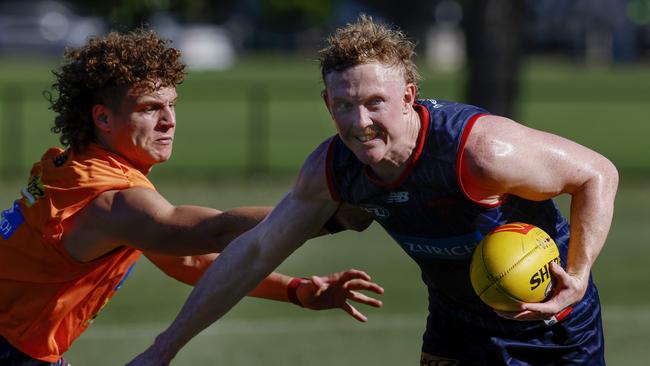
[287,277,306,307]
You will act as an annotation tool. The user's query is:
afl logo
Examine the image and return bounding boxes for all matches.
[360,204,390,219]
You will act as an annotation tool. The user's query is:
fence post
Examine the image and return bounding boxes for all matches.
[246,84,269,177]
[2,86,24,178]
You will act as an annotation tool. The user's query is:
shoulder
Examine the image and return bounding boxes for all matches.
[459,115,526,201]
[89,186,164,218]
[464,115,525,167]
[293,137,336,201]
[417,99,489,119]
[72,144,155,189]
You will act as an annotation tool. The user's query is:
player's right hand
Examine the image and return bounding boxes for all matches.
[297,268,384,322]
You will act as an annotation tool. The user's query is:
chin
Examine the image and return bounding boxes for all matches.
[157,154,172,164]
[353,150,384,166]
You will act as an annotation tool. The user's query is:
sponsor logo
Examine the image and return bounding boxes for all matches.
[402,241,477,258]
[530,257,561,290]
[426,99,445,109]
[21,175,45,206]
[491,223,535,235]
[360,205,390,219]
[421,352,459,366]
[1,201,24,240]
[386,191,409,203]
[391,231,483,259]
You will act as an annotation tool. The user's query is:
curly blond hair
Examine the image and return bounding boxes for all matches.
[48,29,186,151]
[318,14,420,87]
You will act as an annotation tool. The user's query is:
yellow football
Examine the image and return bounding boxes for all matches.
[469,222,560,311]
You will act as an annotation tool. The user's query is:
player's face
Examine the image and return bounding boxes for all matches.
[323,62,417,168]
[107,85,177,173]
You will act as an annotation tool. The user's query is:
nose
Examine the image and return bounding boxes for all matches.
[351,106,373,129]
[158,105,176,129]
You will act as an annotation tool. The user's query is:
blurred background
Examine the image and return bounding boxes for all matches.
[0,0,649,365]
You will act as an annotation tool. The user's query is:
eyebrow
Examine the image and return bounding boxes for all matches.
[138,95,178,105]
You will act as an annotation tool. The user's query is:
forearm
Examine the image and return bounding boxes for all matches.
[184,206,272,253]
[248,272,294,301]
[566,162,618,280]
[150,229,301,360]
[149,251,300,302]
[143,205,272,256]
[146,253,218,285]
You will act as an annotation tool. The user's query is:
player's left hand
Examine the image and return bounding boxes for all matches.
[296,268,384,322]
[495,261,587,323]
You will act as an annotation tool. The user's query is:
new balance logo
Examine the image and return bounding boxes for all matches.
[386,191,409,203]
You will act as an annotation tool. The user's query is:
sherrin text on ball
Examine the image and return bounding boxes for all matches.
[469,223,560,311]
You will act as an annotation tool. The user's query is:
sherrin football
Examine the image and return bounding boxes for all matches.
[469,222,560,311]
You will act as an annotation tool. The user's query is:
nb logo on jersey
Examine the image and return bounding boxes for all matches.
[386,191,409,203]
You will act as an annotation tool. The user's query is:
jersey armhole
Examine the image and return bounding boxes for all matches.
[325,137,341,202]
[455,113,506,208]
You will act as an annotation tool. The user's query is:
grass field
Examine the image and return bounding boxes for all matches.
[0,56,649,365]
[0,178,648,365]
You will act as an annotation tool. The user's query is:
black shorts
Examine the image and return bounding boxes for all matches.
[422,286,605,365]
[0,336,70,366]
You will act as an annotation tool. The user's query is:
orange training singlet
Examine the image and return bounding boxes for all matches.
[0,144,155,361]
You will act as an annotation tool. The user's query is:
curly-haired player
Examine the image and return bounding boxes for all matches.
[0,29,384,366]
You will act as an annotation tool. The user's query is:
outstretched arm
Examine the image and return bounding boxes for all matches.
[145,252,382,321]
[462,115,619,320]
[127,142,355,365]
[64,184,368,262]
[63,194,272,261]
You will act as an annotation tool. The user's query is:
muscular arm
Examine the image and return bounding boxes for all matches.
[64,182,366,263]
[63,190,272,262]
[132,141,340,363]
[462,115,619,315]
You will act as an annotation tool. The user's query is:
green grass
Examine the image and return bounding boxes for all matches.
[1,178,647,365]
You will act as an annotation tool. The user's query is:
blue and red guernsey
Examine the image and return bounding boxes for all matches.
[325,99,598,331]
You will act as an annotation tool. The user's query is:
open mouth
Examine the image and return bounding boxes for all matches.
[355,127,382,142]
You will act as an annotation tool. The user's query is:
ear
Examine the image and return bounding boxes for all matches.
[92,104,111,132]
[403,83,417,114]
[321,89,333,117]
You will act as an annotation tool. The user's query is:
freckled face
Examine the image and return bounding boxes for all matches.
[323,62,414,166]
[106,85,178,172]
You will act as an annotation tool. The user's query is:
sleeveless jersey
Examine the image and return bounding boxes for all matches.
[325,99,598,333]
[0,144,154,361]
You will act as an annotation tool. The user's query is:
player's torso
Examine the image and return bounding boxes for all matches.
[327,99,570,302]
[0,145,149,360]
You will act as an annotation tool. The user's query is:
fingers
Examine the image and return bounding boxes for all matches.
[342,278,385,294]
[549,261,569,281]
[522,297,561,313]
[336,268,371,283]
[495,262,578,323]
[494,309,527,320]
[341,302,368,323]
[346,290,383,308]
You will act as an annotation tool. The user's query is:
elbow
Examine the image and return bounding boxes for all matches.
[600,158,619,196]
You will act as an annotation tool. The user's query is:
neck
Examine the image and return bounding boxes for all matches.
[93,140,153,175]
